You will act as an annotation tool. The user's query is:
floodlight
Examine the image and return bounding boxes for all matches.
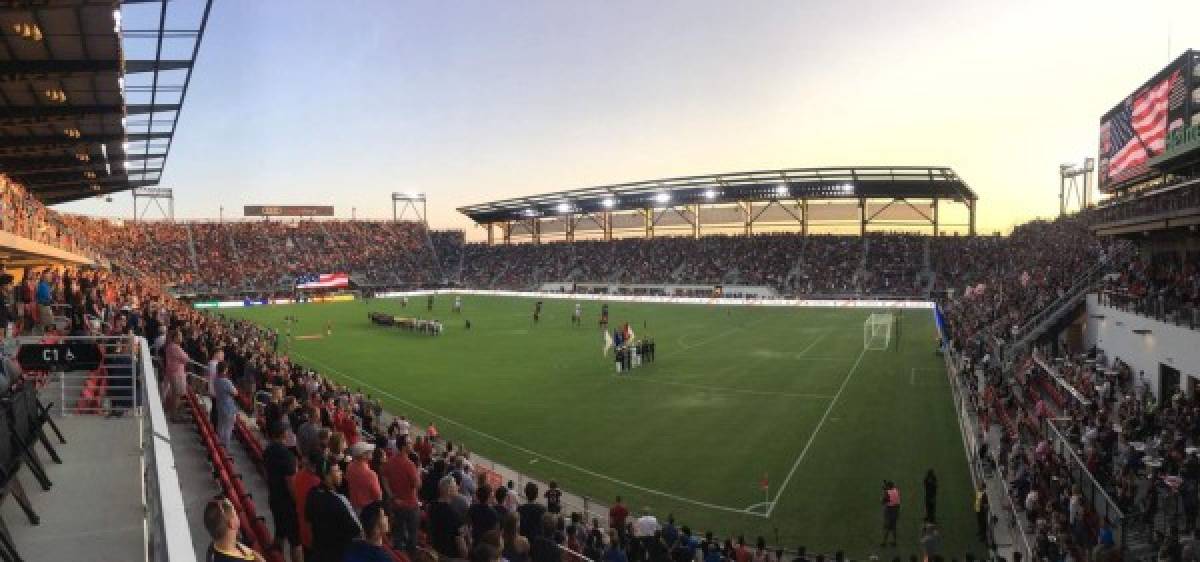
[703,189,717,200]
[602,198,616,208]
[775,184,788,196]
[556,202,571,213]
[654,192,670,204]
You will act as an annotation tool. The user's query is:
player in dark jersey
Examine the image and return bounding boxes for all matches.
[533,300,543,323]
[600,303,609,328]
[427,294,434,311]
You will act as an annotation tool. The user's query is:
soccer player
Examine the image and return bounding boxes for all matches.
[427,294,434,312]
[599,303,609,328]
[453,296,462,314]
[533,300,543,323]
[326,321,332,337]
[401,296,409,308]
[572,303,582,326]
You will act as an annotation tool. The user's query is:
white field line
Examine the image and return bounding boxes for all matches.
[290,351,766,518]
[765,348,868,518]
[659,315,774,359]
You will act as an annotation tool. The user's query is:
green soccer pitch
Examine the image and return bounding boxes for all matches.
[221,294,980,557]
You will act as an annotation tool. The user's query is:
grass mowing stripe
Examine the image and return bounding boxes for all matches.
[613,376,834,399]
[765,347,867,518]
[289,350,766,517]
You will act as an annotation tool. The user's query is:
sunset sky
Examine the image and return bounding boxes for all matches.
[58,0,1200,239]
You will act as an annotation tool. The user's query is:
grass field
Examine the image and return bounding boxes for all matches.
[222,294,979,558]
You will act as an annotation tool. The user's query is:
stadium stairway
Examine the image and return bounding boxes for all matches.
[1000,244,1134,366]
[185,223,201,273]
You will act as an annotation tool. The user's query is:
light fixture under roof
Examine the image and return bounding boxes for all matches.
[12,22,43,42]
[775,184,789,196]
[703,189,717,200]
[654,192,670,204]
[43,88,67,103]
[556,202,571,213]
[601,197,616,208]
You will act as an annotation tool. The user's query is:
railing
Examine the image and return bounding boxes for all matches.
[137,335,198,562]
[1097,289,1200,332]
[1042,417,1126,553]
[942,345,1034,561]
[1090,179,1200,226]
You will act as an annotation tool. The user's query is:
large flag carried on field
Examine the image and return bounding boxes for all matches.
[296,273,350,289]
[603,330,613,356]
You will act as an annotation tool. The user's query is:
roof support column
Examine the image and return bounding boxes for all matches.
[743,201,752,237]
[532,218,541,244]
[503,222,512,245]
[644,209,652,239]
[859,198,867,237]
[487,224,495,245]
[968,199,977,237]
[566,215,575,243]
[801,199,808,236]
[932,198,939,236]
[693,204,701,238]
[604,211,612,241]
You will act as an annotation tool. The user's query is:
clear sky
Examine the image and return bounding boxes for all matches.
[57,0,1200,238]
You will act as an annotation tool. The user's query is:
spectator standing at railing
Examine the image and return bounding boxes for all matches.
[213,362,239,448]
[163,330,189,423]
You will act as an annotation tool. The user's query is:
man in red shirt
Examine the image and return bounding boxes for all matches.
[292,453,324,552]
[381,436,421,555]
[334,405,358,447]
[609,496,629,533]
[345,442,382,512]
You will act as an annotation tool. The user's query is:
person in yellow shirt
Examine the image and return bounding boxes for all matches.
[203,497,264,562]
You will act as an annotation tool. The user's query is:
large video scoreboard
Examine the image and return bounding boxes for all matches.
[1098,50,1200,193]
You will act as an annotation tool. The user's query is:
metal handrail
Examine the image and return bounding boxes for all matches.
[138,335,198,562]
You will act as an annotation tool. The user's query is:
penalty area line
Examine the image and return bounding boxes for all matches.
[289,351,767,518]
[765,347,867,518]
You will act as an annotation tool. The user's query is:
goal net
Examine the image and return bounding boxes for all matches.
[864,313,894,351]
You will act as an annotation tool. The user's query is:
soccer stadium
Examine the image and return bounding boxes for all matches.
[0,2,1198,562]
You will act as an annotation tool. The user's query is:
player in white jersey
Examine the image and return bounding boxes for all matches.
[453,296,462,313]
[572,303,582,326]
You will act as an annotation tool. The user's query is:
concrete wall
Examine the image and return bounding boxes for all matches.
[1084,293,1200,399]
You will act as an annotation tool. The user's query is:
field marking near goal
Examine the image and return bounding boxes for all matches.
[765,347,868,518]
[290,351,768,518]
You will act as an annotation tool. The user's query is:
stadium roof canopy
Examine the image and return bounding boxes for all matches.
[0,0,212,204]
[458,166,978,225]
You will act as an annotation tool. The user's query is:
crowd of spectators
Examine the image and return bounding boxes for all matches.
[936,217,1116,357]
[0,174,101,259]
[1100,253,1200,330]
[64,217,464,294]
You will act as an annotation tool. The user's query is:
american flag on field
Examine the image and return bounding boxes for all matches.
[1103,70,1181,183]
[295,272,349,289]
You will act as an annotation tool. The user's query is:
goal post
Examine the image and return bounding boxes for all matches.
[864,312,894,351]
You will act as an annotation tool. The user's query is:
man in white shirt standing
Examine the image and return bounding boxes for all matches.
[633,508,659,539]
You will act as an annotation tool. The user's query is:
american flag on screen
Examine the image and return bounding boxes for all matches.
[295,273,349,289]
[1104,70,1180,182]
